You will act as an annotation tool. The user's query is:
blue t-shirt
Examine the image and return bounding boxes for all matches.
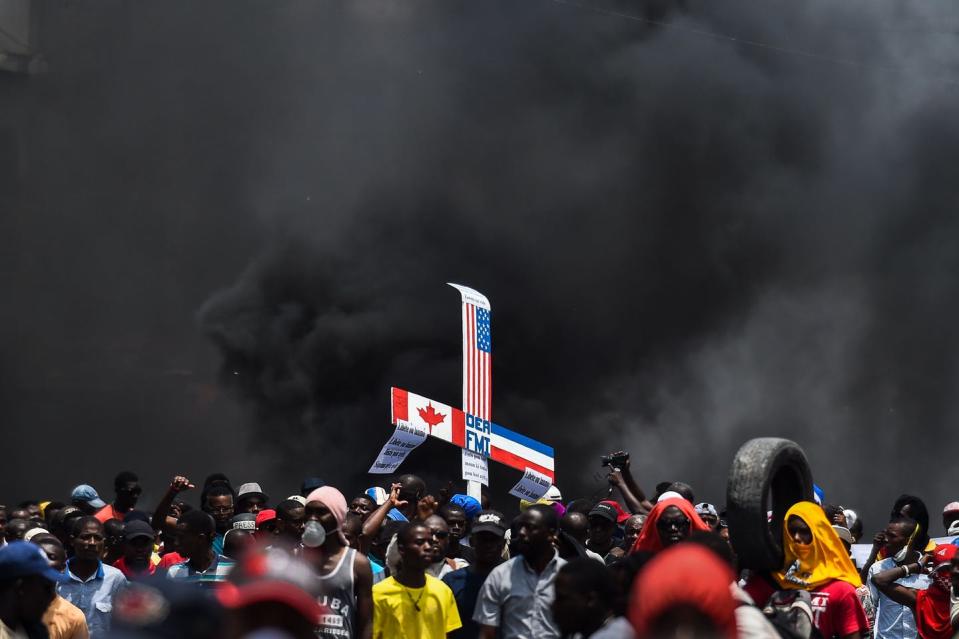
[368,554,386,584]
[443,566,491,639]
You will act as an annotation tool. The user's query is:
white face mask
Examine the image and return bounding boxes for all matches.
[302,521,326,548]
[894,524,921,563]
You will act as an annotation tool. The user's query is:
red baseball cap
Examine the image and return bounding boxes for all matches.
[255,509,276,528]
[931,544,958,567]
[217,548,324,624]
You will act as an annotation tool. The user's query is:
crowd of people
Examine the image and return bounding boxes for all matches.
[0,454,957,639]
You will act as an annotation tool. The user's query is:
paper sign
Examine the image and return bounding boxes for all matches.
[851,537,954,570]
[508,467,552,501]
[461,449,489,486]
[368,419,428,474]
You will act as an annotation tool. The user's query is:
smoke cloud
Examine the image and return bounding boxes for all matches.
[4,0,959,527]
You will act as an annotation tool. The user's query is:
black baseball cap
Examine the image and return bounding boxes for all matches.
[124,521,156,541]
[471,510,507,537]
[588,502,618,523]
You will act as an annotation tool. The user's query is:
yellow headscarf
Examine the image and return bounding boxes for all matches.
[773,501,862,591]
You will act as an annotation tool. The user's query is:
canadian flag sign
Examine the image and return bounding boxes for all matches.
[391,387,555,482]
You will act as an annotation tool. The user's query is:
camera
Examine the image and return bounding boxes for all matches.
[601,451,629,468]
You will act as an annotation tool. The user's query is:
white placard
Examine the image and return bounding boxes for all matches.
[850,537,954,570]
[508,467,553,501]
[368,419,428,474]
[461,449,489,486]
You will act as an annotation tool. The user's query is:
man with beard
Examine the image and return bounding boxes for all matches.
[372,522,461,639]
[202,486,234,557]
[59,518,126,637]
[303,486,373,639]
[443,511,507,639]
[475,504,566,639]
[0,541,69,638]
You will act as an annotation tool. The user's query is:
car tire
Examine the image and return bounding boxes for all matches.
[726,437,814,571]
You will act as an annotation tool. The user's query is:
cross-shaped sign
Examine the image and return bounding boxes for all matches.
[368,284,556,502]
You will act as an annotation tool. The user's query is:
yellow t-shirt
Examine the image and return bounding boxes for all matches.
[43,595,89,639]
[372,574,462,639]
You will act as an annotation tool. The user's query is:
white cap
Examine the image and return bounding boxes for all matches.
[657,491,684,503]
[948,520,959,536]
[545,485,563,502]
[23,528,50,542]
[286,495,307,506]
[832,525,853,545]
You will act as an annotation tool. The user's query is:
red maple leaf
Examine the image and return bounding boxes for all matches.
[418,403,446,432]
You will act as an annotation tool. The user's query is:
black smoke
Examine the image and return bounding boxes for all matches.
[4,1,959,528]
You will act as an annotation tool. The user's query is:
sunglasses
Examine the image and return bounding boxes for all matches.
[656,517,691,532]
[431,530,450,540]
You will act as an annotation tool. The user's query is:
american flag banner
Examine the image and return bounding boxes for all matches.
[448,284,492,487]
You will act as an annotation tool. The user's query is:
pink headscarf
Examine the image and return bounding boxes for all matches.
[306,486,348,545]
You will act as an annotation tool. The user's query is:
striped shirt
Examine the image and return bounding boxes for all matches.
[166,554,234,587]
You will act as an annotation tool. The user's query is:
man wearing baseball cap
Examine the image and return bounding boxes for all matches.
[114,521,158,579]
[70,486,106,517]
[443,510,507,639]
[586,502,619,564]
[695,503,721,532]
[941,502,959,536]
[0,541,68,637]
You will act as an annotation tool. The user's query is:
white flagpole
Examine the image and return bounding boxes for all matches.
[448,283,490,502]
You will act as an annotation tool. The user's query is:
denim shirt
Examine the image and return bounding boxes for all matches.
[59,559,127,638]
[868,557,930,639]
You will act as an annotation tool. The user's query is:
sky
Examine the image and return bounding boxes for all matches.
[2,0,958,532]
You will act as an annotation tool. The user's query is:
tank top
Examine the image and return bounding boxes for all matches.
[316,547,357,639]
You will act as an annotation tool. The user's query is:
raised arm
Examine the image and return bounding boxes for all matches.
[859,531,885,582]
[608,469,644,514]
[361,483,406,544]
[615,452,654,514]
[151,475,194,532]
